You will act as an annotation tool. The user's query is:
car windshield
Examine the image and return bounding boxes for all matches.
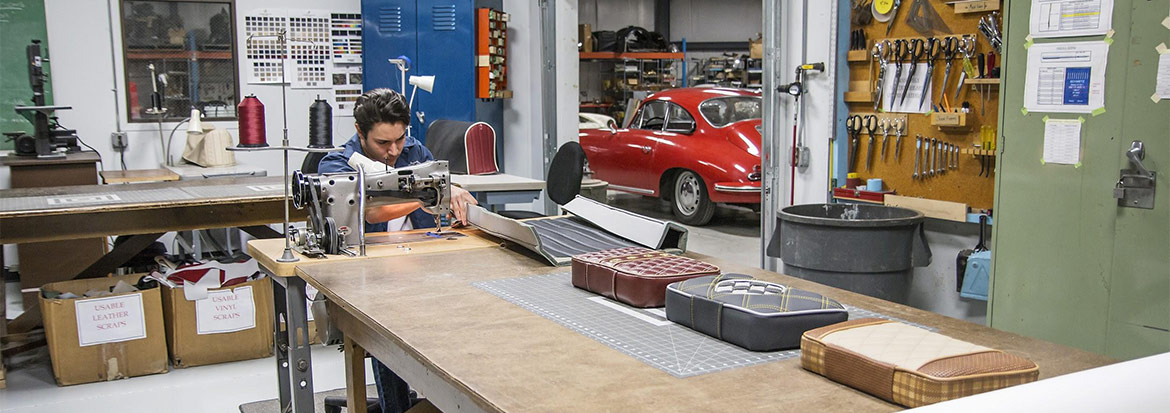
[698,96,762,128]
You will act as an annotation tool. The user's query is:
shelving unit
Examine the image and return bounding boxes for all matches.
[579,51,683,124]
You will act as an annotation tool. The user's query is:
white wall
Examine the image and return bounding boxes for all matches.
[578,0,653,31]
[33,0,360,184]
[669,0,761,43]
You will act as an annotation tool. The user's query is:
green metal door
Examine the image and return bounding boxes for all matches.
[992,1,1170,360]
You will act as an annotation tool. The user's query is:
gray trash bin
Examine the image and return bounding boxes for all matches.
[766,203,931,303]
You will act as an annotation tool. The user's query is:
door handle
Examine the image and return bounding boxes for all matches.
[1114,140,1156,209]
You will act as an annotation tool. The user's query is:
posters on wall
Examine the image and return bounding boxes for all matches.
[243,8,363,110]
[1023,41,1109,114]
[880,62,932,114]
[1042,118,1082,165]
[1029,0,1114,38]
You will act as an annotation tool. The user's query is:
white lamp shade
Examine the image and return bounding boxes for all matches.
[409,75,436,93]
[187,108,203,134]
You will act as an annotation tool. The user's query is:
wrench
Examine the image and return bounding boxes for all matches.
[953,145,959,169]
[929,138,937,177]
[913,135,921,179]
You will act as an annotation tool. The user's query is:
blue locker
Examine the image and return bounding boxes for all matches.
[362,0,503,158]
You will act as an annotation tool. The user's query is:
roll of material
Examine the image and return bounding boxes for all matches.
[866,178,883,192]
[237,95,268,147]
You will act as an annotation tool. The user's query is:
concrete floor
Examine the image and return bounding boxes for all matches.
[604,191,763,266]
[0,192,763,412]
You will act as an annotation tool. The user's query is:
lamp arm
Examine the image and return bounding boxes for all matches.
[166,117,191,167]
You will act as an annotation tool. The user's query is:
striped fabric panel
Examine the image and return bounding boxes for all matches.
[891,368,1040,407]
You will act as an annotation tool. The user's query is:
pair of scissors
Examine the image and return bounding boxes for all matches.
[899,38,924,106]
[937,36,958,109]
[847,115,864,172]
[952,36,976,103]
[889,39,907,106]
[871,40,891,111]
[918,37,940,110]
[863,115,877,171]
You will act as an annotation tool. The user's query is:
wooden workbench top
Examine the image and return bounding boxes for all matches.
[247,228,503,277]
[294,239,1115,412]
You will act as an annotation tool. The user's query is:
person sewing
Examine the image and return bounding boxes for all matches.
[317,88,477,413]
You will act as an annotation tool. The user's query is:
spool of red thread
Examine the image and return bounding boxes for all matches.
[237,95,268,147]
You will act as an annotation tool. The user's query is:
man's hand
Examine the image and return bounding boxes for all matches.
[449,185,478,225]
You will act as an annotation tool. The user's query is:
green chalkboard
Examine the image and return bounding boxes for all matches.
[0,0,52,151]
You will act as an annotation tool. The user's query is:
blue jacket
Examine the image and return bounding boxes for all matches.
[317,133,436,232]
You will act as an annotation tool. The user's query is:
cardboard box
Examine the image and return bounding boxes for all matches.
[161,277,274,368]
[750,34,763,59]
[579,23,593,52]
[40,274,169,386]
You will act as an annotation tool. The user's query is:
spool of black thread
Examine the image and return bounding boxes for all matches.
[308,97,333,148]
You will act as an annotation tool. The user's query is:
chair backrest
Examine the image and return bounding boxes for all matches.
[547,141,585,205]
[301,151,328,174]
[464,122,498,175]
[425,120,499,175]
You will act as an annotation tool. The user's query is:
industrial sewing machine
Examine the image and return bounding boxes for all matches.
[289,160,453,257]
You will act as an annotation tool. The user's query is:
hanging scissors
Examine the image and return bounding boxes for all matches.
[952,36,976,104]
[863,114,877,171]
[847,115,863,172]
[871,40,891,111]
[899,38,923,106]
[918,37,940,111]
[889,39,906,106]
[937,36,958,110]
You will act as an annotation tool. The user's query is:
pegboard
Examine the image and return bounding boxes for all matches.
[846,1,1001,210]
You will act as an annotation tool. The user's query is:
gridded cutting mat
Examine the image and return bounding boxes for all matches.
[0,188,193,213]
[179,183,284,199]
[474,272,935,378]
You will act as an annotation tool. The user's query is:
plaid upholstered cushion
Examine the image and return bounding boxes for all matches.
[800,318,1039,407]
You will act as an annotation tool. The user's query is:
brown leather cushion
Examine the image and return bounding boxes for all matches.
[571,247,719,308]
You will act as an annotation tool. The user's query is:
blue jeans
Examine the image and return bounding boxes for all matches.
[372,358,411,413]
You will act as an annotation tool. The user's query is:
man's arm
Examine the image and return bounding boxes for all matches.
[366,202,423,224]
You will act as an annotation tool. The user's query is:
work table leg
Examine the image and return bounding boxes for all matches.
[344,336,368,413]
[272,275,315,412]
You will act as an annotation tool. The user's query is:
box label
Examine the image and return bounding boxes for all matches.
[75,293,147,347]
[195,286,257,335]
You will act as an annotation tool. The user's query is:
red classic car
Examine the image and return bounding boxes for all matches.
[579,87,762,225]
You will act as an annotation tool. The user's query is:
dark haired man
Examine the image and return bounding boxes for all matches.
[318,88,477,412]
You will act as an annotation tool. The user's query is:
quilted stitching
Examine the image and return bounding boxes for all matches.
[612,256,719,276]
[820,322,990,370]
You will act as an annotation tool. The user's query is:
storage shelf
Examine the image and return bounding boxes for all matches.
[580,52,685,60]
[127,50,233,60]
[966,78,1000,85]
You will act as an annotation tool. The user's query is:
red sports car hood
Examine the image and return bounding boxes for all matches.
[724,119,763,157]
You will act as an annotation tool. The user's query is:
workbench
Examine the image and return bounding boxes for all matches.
[247,231,1113,412]
[0,176,292,335]
[450,173,545,211]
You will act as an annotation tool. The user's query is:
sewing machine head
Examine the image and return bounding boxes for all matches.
[290,160,452,256]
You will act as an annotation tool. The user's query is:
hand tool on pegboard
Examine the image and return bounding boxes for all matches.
[905,0,951,38]
[884,0,903,36]
[890,39,907,105]
[937,36,958,111]
[919,37,940,110]
[871,41,891,111]
[879,118,890,161]
[863,114,878,171]
[952,36,976,104]
[900,38,924,106]
[893,118,905,162]
[852,0,874,26]
[847,115,863,172]
[913,135,922,179]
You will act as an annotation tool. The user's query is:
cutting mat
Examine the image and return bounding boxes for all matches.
[475,272,934,378]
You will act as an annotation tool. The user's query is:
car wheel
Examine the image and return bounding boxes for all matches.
[671,170,715,225]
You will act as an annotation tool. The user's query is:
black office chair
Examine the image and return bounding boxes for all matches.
[496,141,586,219]
[301,151,328,174]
